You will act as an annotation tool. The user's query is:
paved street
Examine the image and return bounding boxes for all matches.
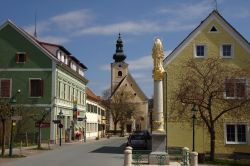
[1,137,126,166]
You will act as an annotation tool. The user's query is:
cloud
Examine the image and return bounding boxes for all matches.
[100,50,171,71]
[226,8,250,19]
[157,1,212,20]
[76,21,159,36]
[51,9,93,30]
[24,9,94,37]
[38,36,70,44]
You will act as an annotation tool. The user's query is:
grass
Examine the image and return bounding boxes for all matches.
[204,157,250,166]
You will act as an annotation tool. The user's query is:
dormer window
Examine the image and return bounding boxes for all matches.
[71,62,77,71]
[16,52,26,63]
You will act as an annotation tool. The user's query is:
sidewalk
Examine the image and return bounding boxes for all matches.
[0,136,115,165]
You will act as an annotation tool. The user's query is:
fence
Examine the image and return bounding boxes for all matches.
[124,147,198,166]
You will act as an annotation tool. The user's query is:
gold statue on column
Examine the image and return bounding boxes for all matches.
[152,38,165,80]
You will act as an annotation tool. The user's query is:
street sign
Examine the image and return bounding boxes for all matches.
[77,118,84,121]
[35,122,50,128]
[58,123,63,128]
[52,120,61,124]
[11,116,22,121]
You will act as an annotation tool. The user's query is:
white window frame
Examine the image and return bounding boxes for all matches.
[194,44,207,58]
[0,78,12,98]
[224,123,248,145]
[29,78,42,98]
[220,43,234,58]
[224,78,247,99]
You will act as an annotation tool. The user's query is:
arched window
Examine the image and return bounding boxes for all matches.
[118,71,122,77]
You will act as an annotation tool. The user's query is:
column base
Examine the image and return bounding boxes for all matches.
[151,131,166,152]
[149,152,170,165]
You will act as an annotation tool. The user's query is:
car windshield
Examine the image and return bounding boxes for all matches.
[130,135,145,140]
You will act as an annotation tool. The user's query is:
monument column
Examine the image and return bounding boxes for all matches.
[149,38,169,165]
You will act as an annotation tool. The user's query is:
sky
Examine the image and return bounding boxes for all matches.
[1,0,250,98]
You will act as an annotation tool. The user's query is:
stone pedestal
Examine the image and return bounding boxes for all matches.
[151,132,166,152]
[149,132,169,165]
[149,152,170,165]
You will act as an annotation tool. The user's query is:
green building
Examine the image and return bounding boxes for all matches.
[0,20,88,143]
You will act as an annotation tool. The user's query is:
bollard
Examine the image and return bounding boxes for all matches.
[182,147,190,166]
[48,139,51,150]
[124,146,133,166]
[190,152,198,166]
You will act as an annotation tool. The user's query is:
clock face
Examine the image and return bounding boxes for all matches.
[118,64,122,68]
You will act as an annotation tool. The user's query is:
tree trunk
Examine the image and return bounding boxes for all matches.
[37,125,42,149]
[114,122,118,135]
[209,129,216,161]
[1,120,6,157]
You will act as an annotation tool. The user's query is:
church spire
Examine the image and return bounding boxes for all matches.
[113,33,126,62]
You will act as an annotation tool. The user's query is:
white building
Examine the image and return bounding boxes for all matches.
[86,88,106,139]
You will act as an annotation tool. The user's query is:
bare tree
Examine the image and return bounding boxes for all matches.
[0,101,11,157]
[174,58,250,161]
[31,109,50,149]
[102,86,136,135]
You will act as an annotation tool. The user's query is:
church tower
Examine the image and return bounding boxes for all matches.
[111,33,128,93]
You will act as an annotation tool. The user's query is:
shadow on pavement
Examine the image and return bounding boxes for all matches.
[90,143,126,154]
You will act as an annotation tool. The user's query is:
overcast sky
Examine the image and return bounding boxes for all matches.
[1,0,250,98]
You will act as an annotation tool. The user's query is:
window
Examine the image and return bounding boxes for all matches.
[209,26,218,32]
[225,78,247,99]
[195,45,206,57]
[118,71,122,77]
[221,44,233,57]
[0,79,11,98]
[30,79,43,97]
[225,124,247,144]
[16,52,26,63]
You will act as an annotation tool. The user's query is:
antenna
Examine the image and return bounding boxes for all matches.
[214,0,218,11]
[34,10,37,38]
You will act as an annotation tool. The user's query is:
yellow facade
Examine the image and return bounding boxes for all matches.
[163,11,250,154]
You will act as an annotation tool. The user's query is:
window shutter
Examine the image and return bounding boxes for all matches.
[40,80,44,97]
[1,80,11,97]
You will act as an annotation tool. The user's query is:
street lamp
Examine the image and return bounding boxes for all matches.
[83,115,87,142]
[9,89,21,157]
[191,104,198,152]
[58,110,64,146]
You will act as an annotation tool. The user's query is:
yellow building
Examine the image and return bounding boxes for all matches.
[163,10,250,155]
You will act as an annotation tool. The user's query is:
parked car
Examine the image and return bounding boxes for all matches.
[127,134,148,149]
[133,130,151,140]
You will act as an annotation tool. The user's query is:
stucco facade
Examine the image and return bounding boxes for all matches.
[163,10,250,154]
[0,20,88,143]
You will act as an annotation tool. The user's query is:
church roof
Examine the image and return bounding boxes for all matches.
[111,73,148,101]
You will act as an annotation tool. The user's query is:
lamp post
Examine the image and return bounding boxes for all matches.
[191,104,198,152]
[84,115,87,142]
[58,110,64,146]
[9,89,21,157]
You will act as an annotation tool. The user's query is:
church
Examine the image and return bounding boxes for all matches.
[109,34,148,133]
